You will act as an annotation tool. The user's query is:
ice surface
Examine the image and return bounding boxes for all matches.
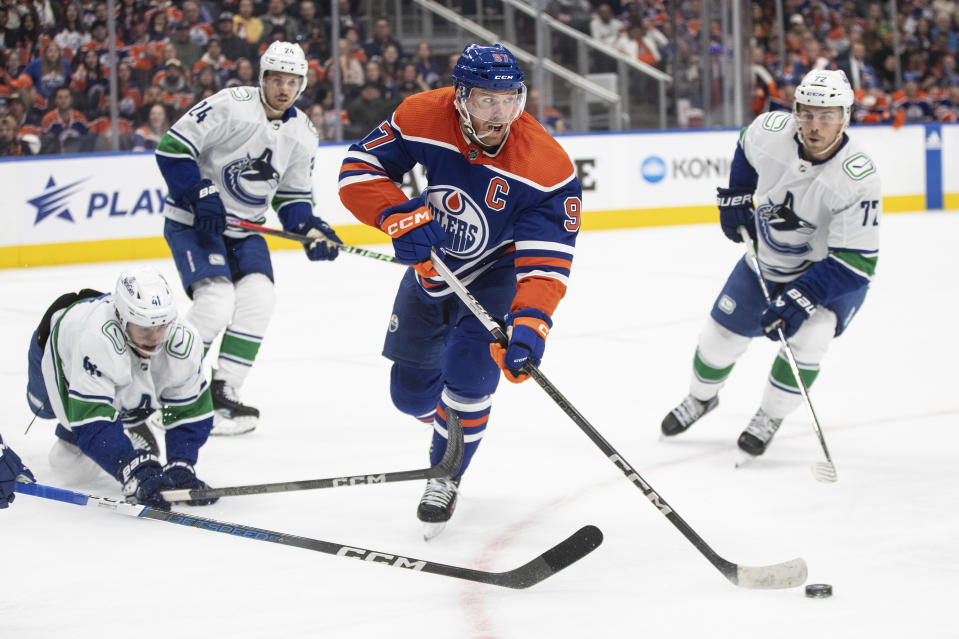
[1,212,957,638]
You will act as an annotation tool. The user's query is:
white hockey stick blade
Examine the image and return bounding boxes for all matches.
[812,461,838,483]
[734,557,808,589]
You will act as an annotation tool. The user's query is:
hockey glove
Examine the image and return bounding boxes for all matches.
[0,435,35,509]
[293,216,341,262]
[119,450,172,510]
[377,196,447,278]
[163,460,219,506]
[761,282,819,341]
[187,179,227,238]
[717,186,756,243]
[489,309,552,384]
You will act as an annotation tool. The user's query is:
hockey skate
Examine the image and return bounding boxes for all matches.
[661,394,719,436]
[737,408,783,456]
[417,477,460,541]
[210,380,259,436]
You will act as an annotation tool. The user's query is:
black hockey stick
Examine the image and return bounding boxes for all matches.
[738,226,837,483]
[15,482,601,589]
[226,217,400,264]
[430,250,808,589]
[161,406,465,502]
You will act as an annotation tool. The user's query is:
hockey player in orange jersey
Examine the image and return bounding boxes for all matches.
[339,43,583,538]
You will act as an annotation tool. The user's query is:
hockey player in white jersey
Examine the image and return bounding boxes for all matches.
[156,41,341,435]
[661,69,880,457]
[25,267,216,510]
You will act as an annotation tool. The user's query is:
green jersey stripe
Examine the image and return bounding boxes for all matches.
[693,349,735,383]
[157,134,196,158]
[770,356,819,389]
[831,251,878,278]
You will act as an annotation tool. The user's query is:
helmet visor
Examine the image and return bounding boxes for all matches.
[460,86,527,125]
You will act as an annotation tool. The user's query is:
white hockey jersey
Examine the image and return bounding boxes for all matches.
[740,111,881,283]
[158,86,318,236]
[40,295,212,431]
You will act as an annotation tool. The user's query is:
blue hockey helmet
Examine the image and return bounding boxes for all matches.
[453,43,525,92]
[452,43,527,142]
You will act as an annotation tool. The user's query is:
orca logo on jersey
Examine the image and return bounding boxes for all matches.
[424,186,489,259]
[221,148,280,207]
[756,190,817,256]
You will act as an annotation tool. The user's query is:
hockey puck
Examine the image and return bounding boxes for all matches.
[805,584,833,598]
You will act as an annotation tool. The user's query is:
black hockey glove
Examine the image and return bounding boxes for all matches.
[717,186,756,243]
[119,450,172,510]
[187,179,227,237]
[163,460,218,506]
[294,216,342,262]
[0,435,35,508]
[760,282,819,340]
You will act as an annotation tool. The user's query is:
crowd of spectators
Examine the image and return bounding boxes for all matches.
[1,0,958,157]
[575,0,959,126]
[0,0,460,155]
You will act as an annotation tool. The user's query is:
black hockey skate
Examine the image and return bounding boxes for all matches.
[417,477,460,541]
[737,408,783,456]
[661,395,719,436]
[210,380,259,435]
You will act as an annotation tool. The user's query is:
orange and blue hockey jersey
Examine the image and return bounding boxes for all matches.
[338,87,582,317]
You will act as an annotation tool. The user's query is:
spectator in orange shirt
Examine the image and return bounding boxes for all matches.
[181,0,213,46]
[40,85,92,153]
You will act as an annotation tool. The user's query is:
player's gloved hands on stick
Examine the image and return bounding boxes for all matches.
[377,196,447,278]
[187,179,227,237]
[294,216,341,261]
[760,282,819,341]
[716,186,756,243]
[119,450,172,510]
[489,309,552,384]
[163,460,219,506]
[0,435,35,509]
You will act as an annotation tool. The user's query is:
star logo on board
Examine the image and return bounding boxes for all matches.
[28,176,89,225]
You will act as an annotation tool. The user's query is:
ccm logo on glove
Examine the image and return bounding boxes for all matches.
[382,208,434,237]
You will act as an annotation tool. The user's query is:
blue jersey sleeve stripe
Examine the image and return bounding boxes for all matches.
[67,390,114,403]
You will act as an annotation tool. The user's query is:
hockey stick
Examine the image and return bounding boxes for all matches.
[738,227,838,483]
[429,250,807,589]
[225,217,400,264]
[14,481,601,589]
[161,406,465,502]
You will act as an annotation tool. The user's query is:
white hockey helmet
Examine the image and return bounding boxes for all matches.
[793,69,854,121]
[259,41,308,99]
[114,267,177,355]
[793,69,854,154]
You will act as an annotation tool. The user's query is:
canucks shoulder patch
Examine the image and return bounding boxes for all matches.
[842,153,876,180]
[761,111,791,132]
[229,87,255,102]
